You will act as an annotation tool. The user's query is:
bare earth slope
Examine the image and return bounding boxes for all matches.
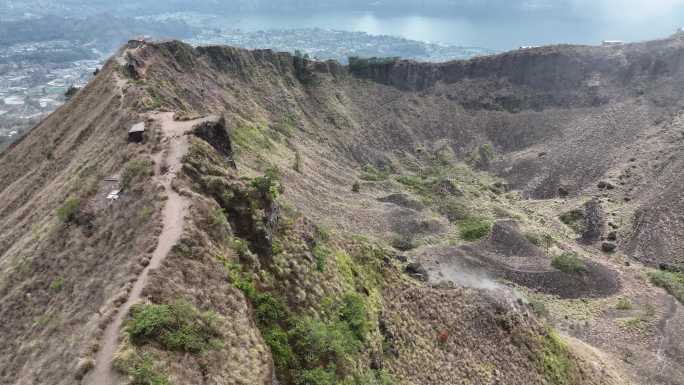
[0,36,683,385]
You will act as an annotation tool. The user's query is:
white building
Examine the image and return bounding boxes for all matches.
[602,40,624,46]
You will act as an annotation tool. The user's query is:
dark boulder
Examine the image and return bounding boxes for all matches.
[378,193,425,211]
[488,220,543,258]
[405,262,428,281]
[597,181,615,190]
[432,178,464,196]
[658,263,683,273]
[491,181,509,194]
[602,242,617,253]
[370,351,383,370]
[192,118,234,166]
[580,198,605,244]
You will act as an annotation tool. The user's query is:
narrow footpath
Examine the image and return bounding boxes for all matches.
[85,112,212,385]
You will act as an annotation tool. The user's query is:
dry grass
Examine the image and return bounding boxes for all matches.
[2,37,684,385]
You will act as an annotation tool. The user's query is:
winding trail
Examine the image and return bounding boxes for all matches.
[655,296,679,370]
[85,112,213,385]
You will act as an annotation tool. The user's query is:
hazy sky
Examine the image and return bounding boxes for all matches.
[565,0,684,20]
[3,0,684,49]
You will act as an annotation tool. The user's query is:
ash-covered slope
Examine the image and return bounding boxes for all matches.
[345,38,684,267]
[1,37,683,385]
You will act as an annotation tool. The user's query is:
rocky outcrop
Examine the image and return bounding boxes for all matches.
[488,220,544,258]
[404,262,428,281]
[581,198,605,244]
[191,118,235,166]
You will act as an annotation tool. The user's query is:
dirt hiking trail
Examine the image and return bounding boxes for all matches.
[85,112,214,385]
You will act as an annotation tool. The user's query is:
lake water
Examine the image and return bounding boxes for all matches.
[226,11,684,51]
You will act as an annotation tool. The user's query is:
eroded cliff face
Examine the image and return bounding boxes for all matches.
[1,37,683,385]
[344,38,684,268]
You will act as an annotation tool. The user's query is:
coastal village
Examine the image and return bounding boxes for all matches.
[0,39,101,142]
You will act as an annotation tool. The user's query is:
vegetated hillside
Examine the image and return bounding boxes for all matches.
[0,36,682,385]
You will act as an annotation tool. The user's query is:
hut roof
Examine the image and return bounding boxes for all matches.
[128,122,145,133]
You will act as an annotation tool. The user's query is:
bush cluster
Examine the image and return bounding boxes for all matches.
[313,245,330,272]
[458,218,493,241]
[113,350,171,385]
[252,167,282,201]
[121,159,154,189]
[615,297,633,310]
[57,196,81,223]
[648,270,684,304]
[467,143,495,169]
[525,232,555,248]
[359,164,389,182]
[228,257,382,385]
[551,252,587,274]
[538,328,578,385]
[125,300,222,353]
[348,56,399,72]
[559,209,585,234]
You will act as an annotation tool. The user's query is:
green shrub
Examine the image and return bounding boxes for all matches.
[264,325,295,369]
[467,143,495,168]
[538,328,577,385]
[276,115,297,137]
[227,260,257,299]
[202,175,230,197]
[359,164,389,182]
[113,351,171,385]
[294,150,303,173]
[340,293,369,342]
[296,367,337,385]
[125,300,222,353]
[551,253,587,274]
[231,238,251,258]
[480,144,494,161]
[648,270,684,304]
[529,298,548,317]
[122,159,154,189]
[313,245,330,272]
[233,122,274,151]
[49,276,65,291]
[226,240,382,385]
[348,56,399,72]
[525,232,554,248]
[440,200,470,222]
[254,293,288,327]
[559,209,585,234]
[289,315,362,370]
[618,317,650,333]
[391,236,416,251]
[314,225,331,243]
[252,167,282,200]
[272,239,284,255]
[141,207,154,222]
[57,196,81,223]
[208,207,230,241]
[395,175,424,190]
[458,218,493,241]
[351,181,360,193]
[615,297,633,310]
